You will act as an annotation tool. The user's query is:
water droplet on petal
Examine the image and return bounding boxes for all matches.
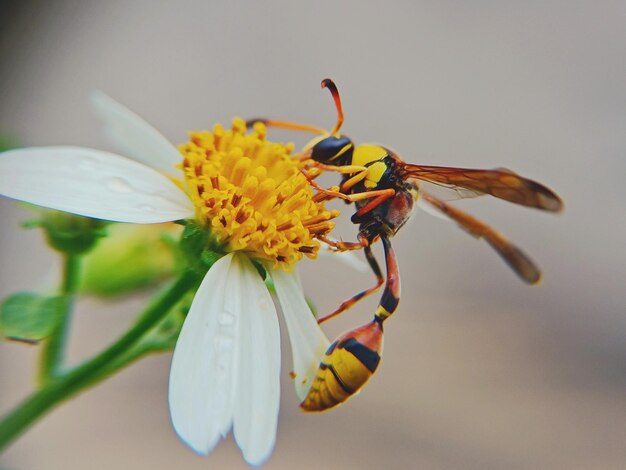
[106,177,133,193]
[218,311,235,326]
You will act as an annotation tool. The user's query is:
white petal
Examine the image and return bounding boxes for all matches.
[90,90,183,177]
[270,267,330,401]
[232,255,280,466]
[0,146,194,223]
[169,253,240,455]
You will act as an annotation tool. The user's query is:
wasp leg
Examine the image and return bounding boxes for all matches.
[302,161,398,210]
[317,244,385,325]
[317,234,367,252]
[302,166,367,202]
[301,236,400,412]
[302,166,323,180]
[306,175,396,208]
[352,190,396,219]
[373,236,401,322]
[307,162,369,191]
[420,191,541,284]
[339,170,368,193]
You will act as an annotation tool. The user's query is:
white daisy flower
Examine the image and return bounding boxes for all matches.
[0,93,335,465]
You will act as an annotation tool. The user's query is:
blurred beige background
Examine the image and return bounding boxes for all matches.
[1,1,625,469]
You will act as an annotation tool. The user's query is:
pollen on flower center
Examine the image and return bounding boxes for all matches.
[178,118,338,269]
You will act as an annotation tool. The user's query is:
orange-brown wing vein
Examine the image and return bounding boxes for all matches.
[400,163,563,212]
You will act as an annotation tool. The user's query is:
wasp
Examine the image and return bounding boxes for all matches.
[248,79,563,412]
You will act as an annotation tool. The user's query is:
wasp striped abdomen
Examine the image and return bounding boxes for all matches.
[300,319,383,412]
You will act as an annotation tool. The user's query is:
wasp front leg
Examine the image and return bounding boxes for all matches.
[308,175,397,212]
[302,162,372,201]
[301,236,400,412]
[317,234,367,252]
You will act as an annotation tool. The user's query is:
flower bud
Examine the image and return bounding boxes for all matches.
[39,210,108,254]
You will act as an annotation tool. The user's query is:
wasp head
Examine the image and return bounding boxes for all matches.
[304,134,354,166]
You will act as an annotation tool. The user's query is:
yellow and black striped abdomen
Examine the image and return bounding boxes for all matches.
[300,320,383,412]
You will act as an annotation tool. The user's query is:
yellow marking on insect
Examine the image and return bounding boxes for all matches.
[352,144,387,167]
[300,344,372,411]
[301,320,383,412]
[375,305,392,321]
[329,143,354,162]
[352,144,389,188]
[364,161,387,189]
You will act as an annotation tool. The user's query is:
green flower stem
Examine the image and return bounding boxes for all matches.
[80,338,174,390]
[0,270,199,452]
[61,253,82,294]
[39,254,82,384]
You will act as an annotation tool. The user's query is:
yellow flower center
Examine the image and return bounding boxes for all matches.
[178,118,338,269]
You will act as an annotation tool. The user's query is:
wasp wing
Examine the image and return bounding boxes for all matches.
[420,191,542,284]
[416,180,484,201]
[401,163,563,212]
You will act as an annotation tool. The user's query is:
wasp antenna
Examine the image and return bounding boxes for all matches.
[245,117,326,135]
[321,78,344,136]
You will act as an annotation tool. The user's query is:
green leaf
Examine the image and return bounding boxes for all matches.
[0,293,65,343]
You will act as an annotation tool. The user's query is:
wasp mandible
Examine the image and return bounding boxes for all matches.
[248,79,563,412]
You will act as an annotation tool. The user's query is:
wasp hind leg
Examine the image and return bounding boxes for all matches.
[373,236,400,322]
[317,243,385,325]
[300,236,401,412]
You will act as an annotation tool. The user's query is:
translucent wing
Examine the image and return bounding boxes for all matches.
[400,163,563,212]
[420,191,542,284]
[417,180,484,201]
